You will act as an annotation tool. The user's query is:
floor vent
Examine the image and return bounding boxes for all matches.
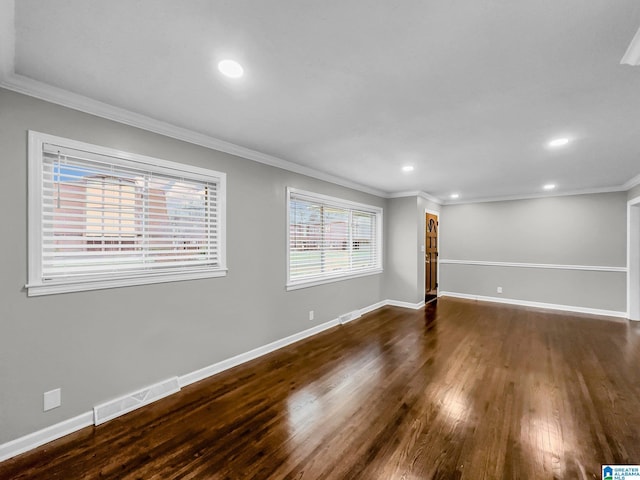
[339,310,362,325]
[93,377,180,426]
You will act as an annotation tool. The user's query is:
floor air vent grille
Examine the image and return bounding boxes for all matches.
[93,377,180,425]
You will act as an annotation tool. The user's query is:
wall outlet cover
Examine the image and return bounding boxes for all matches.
[44,388,61,411]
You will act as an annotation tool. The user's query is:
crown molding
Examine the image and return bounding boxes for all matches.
[388,180,638,206]
[621,26,640,66]
[387,190,443,205]
[623,172,640,190]
[2,73,639,206]
[0,73,389,198]
[443,184,629,206]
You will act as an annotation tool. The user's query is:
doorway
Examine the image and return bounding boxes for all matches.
[425,212,439,303]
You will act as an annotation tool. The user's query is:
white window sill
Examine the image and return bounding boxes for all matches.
[26,269,228,296]
[286,268,383,291]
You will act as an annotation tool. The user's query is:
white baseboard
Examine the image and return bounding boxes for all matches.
[0,292,628,463]
[439,291,628,318]
[179,298,415,388]
[178,317,341,387]
[385,299,426,310]
[0,297,419,463]
[359,300,387,316]
[0,411,93,463]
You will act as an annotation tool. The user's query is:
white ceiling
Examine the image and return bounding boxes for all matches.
[4,0,640,202]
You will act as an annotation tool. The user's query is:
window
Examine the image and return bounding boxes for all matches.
[287,188,382,290]
[27,131,226,296]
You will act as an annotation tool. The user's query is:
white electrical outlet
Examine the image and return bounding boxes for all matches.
[497,286,503,294]
[309,310,314,321]
[44,388,61,411]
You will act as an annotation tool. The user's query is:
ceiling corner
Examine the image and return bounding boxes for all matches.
[624,172,640,190]
[0,0,15,82]
[386,190,444,205]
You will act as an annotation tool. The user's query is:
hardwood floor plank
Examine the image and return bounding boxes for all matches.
[2,298,640,479]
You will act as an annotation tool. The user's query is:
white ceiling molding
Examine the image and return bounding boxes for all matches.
[621,26,640,66]
[0,0,15,81]
[387,190,443,205]
[2,74,637,205]
[0,74,637,206]
[3,73,636,206]
[444,185,629,206]
[0,73,387,198]
[623,172,640,190]
[6,0,640,205]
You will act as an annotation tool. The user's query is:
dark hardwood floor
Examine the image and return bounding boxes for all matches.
[2,298,640,479]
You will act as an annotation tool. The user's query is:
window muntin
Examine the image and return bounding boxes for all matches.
[287,188,382,289]
[28,131,226,295]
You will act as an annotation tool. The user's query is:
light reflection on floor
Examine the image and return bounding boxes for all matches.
[437,389,471,425]
[519,372,574,478]
[521,413,567,477]
[286,345,383,436]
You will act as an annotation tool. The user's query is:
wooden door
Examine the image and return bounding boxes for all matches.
[425,213,438,299]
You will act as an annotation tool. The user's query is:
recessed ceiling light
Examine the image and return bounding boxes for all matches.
[402,165,414,172]
[450,193,460,199]
[218,59,244,78]
[547,137,570,148]
[543,183,556,191]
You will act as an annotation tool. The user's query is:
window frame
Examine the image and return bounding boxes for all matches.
[27,131,227,296]
[286,187,383,291]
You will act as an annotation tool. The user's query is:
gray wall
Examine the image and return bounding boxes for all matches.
[383,197,418,302]
[629,184,640,201]
[1,85,634,447]
[382,195,439,304]
[440,193,628,312]
[0,89,386,444]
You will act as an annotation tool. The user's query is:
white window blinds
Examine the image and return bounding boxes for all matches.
[287,188,382,289]
[28,132,226,295]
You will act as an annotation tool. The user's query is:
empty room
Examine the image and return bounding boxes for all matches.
[1,1,640,479]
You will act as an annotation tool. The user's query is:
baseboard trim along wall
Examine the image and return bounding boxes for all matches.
[438,259,627,273]
[439,291,628,318]
[0,298,415,463]
[178,316,343,388]
[0,412,94,464]
[386,299,426,309]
